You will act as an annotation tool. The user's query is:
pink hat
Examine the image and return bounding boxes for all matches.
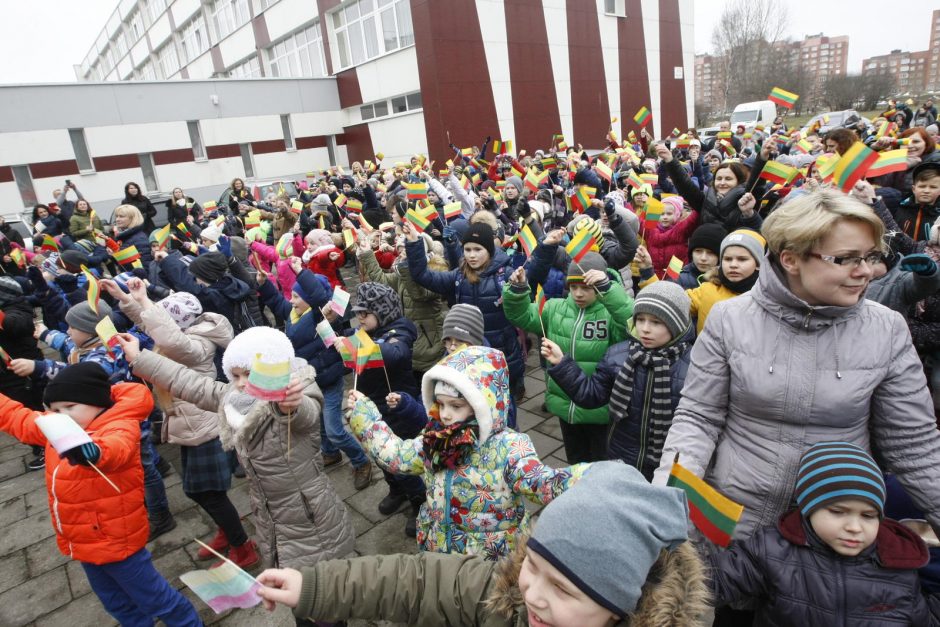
[662,196,684,220]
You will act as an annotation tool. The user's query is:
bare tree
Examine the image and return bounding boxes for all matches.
[711,0,790,110]
[823,75,860,110]
[858,72,896,111]
[694,101,712,128]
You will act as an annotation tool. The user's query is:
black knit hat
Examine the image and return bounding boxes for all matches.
[43,362,112,409]
[462,222,495,259]
[795,441,886,518]
[188,252,229,284]
[687,223,727,258]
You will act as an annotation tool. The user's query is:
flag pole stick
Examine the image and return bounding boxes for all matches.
[572,260,602,295]
[353,369,358,392]
[88,461,121,493]
[193,539,262,584]
[538,310,547,337]
[382,364,392,393]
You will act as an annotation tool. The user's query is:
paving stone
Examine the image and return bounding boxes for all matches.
[153,545,200,591]
[0,444,31,464]
[66,559,91,598]
[0,457,25,481]
[0,551,28,595]
[0,466,46,502]
[544,454,570,469]
[353,516,419,557]
[519,395,552,418]
[525,429,563,460]
[347,506,375,537]
[217,602,295,626]
[0,510,56,556]
[533,417,563,441]
[0,566,69,625]
[0,495,26,527]
[25,485,49,516]
[515,409,547,433]
[146,505,214,559]
[522,376,546,401]
[341,472,393,524]
[25,534,70,577]
[33,591,117,627]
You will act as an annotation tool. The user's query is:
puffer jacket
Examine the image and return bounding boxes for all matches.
[645,211,699,274]
[113,224,153,271]
[131,350,355,569]
[664,158,763,233]
[68,210,102,242]
[710,509,938,626]
[0,300,44,407]
[865,257,940,318]
[652,260,940,541]
[158,251,252,321]
[0,383,152,564]
[406,240,524,386]
[548,328,692,478]
[672,261,705,290]
[345,316,419,415]
[502,273,633,424]
[349,346,589,560]
[258,270,345,388]
[293,537,710,627]
[893,197,940,243]
[122,300,232,445]
[358,248,446,372]
[251,237,302,300]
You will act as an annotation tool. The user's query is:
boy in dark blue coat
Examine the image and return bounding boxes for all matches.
[258,257,372,492]
[542,281,692,479]
[709,442,940,626]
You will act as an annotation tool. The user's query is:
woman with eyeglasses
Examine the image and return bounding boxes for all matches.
[651,189,940,566]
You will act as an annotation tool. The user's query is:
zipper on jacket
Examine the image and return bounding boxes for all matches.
[444,469,453,548]
[51,463,64,534]
[567,309,585,424]
[802,310,813,329]
[635,372,655,471]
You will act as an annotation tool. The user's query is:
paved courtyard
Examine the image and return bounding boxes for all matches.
[0,349,562,626]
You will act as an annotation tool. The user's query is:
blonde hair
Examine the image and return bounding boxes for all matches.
[762,190,885,258]
[114,204,144,228]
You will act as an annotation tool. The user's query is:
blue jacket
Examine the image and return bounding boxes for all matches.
[385,391,429,440]
[345,316,419,415]
[547,330,692,479]
[258,269,345,388]
[671,261,704,290]
[406,239,525,385]
[159,251,251,320]
[114,225,153,271]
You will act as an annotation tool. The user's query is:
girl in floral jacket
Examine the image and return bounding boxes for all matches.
[346,345,589,560]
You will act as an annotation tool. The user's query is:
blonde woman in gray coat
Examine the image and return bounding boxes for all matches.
[654,190,940,546]
[116,326,356,574]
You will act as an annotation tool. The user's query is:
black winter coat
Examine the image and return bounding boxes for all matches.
[547,332,691,478]
[113,224,153,271]
[665,158,764,233]
[0,300,44,408]
[346,317,419,415]
[158,251,251,321]
[710,509,939,626]
[123,196,158,232]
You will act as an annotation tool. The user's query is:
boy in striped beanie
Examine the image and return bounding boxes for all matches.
[708,441,938,625]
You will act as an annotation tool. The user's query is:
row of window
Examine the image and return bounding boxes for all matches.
[86,0,415,82]
[360,91,422,121]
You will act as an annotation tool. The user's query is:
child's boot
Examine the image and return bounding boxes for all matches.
[197,528,229,560]
[148,510,177,541]
[227,539,260,569]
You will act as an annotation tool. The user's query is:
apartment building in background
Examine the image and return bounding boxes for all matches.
[862,10,940,95]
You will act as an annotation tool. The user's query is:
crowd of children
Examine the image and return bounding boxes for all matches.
[2,111,940,625]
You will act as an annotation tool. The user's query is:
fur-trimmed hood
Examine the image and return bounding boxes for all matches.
[485,537,711,626]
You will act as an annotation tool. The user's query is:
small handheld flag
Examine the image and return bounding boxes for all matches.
[633,106,651,127]
[330,286,351,316]
[345,198,363,213]
[334,194,348,208]
[316,319,337,347]
[519,224,538,257]
[833,142,879,193]
[112,245,142,267]
[643,198,665,229]
[243,353,292,401]
[405,182,428,201]
[180,547,261,614]
[290,200,304,214]
[154,224,171,250]
[667,455,744,547]
[81,265,99,314]
[768,87,799,109]
[866,149,908,178]
[758,161,798,186]
[442,202,463,221]
[664,256,684,280]
[95,317,121,353]
[40,234,59,253]
[565,228,597,263]
[9,248,25,268]
[34,413,120,493]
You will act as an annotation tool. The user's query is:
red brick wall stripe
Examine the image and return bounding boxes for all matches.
[566,2,610,148]
[251,139,287,155]
[93,154,140,172]
[296,135,328,150]
[336,68,363,109]
[341,123,375,164]
[657,0,688,134]
[152,148,195,166]
[0,167,15,184]
[206,144,242,160]
[29,160,80,179]
[619,0,653,138]
[317,0,341,76]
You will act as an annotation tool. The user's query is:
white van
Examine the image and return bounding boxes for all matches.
[730,100,778,131]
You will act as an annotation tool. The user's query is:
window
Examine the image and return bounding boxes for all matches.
[331,0,413,70]
[69,129,94,172]
[604,0,626,17]
[180,16,209,63]
[129,10,144,40]
[406,92,421,110]
[228,55,262,77]
[188,121,206,160]
[267,22,327,77]
[138,154,158,192]
[12,166,37,208]
[113,30,128,59]
[212,0,250,41]
[281,115,295,151]
[373,100,388,117]
[101,46,115,75]
[139,61,157,81]
[359,91,421,121]
[146,0,167,25]
[157,43,180,78]
[326,135,337,165]
[240,144,255,179]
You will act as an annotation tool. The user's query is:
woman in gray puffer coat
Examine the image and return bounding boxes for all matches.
[653,190,940,546]
[119,326,356,570]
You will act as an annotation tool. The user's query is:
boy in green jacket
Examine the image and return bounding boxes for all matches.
[256,461,709,627]
[503,251,634,463]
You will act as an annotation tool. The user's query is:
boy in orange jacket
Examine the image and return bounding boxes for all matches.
[0,363,201,626]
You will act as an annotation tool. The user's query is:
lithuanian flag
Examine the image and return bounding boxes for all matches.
[792,139,814,155]
[541,157,557,170]
[353,328,384,374]
[346,198,363,213]
[9,248,24,268]
[768,87,799,109]
[176,222,192,237]
[643,197,664,229]
[565,227,597,263]
[519,224,538,257]
[664,255,684,280]
[633,106,651,127]
[334,336,356,369]
[833,142,879,193]
[333,193,348,208]
[594,161,613,183]
[153,224,171,249]
[81,265,100,315]
[640,173,658,186]
[667,457,744,547]
[290,200,304,214]
[202,201,217,211]
[758,161,797,185]
[442,202,463,220]
[0,345,10,367]
[405,182,428,201]
[535,284,547,316]
[570,186,596,213]
[113,245,141,266]
[625,169,645,190]
[815,153,838,182]
[40,234,59,253]
[866,149,908,178]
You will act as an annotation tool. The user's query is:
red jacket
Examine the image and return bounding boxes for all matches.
[305,245,345,289]
[0,383,152,564]
[645,211,699,275]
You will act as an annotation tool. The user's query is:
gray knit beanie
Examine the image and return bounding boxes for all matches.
[65,301,113,334]
[504,176,524,194]
[442,304,484,346]
[528,461,689,618]
[566,251,607,283]
[633,281,691,339]
[720,229,766,266]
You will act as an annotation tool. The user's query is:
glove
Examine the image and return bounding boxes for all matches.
[900,253,937,276]
[63,442,101,466]
[518,202,532,218]
[442,226,456,241]
[603,198,616,216]
[217,235,233,259]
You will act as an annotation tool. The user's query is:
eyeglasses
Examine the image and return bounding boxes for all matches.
[808,251,884,267]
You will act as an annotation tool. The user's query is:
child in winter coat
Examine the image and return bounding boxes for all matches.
[250,232,304,300]
[303,228,346,289]
[644,196,699,275]
[503,252,634,464]
[543,282,694,479]
[117,327,357,574]
[636,228,766,334]
[257,461,710,627]
[709,442,940,626]
[893,162,940,242]
[670,223,726,290]
[346,345,589,560]
[0,363,201,626]
[257,258,373,492]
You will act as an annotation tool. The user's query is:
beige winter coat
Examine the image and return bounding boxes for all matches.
[123,301,232,445]
[131,350,356,568]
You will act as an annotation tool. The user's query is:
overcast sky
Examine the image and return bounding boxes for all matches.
[0,0,937,84]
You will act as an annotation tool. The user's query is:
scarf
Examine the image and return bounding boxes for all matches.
[718,267,759,293]
[223,388,260,432]
[608,341,688,469]
[421,418,479,471]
